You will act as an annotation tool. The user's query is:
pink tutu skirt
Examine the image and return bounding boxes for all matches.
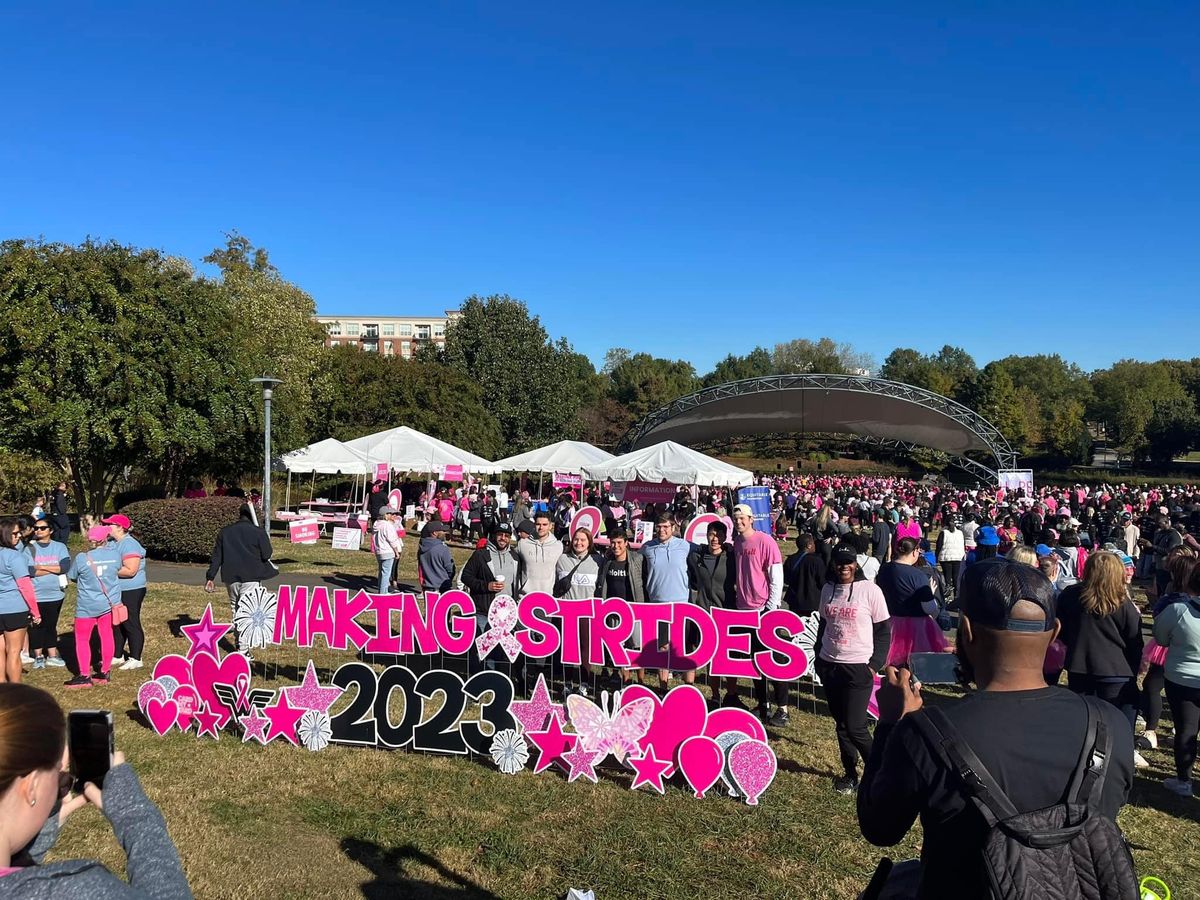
[887,616,949,667]
[1142,639,1169,668]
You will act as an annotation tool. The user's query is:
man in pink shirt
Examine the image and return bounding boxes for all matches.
[730,503,786,723]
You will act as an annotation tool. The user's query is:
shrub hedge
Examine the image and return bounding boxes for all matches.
[114,483,167,510]
[123,497,245,562]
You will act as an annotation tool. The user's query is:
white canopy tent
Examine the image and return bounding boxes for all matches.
[344,426,502,475]
[581,440,754,487]
[278,438,374,516]
[492,439,614,473]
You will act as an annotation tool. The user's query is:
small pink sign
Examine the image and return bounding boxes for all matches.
[375,463,389,481]
[442,464,464,482]
[618,479,678,504]
[552,471,583,490]
[288,520,320,544]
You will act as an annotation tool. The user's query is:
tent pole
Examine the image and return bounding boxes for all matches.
[309,471,316,501]
[285,471,291,511]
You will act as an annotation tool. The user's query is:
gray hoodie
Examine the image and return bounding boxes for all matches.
[0,763,191,899]
[418,536,456,592]
[516,535,563,595]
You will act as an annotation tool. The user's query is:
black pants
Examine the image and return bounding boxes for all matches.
[818,659,875,779]
[30,600,62,654]
[1066,673,1138,728]
[112,588,146,660]
[1142,663,1166,731]
[1165,678,1200,781]
[51,519,70,544]
[940,561,961,598]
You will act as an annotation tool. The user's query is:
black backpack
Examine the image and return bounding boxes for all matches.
[910,698,1138,900]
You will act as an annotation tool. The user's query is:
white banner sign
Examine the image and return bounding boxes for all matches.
[331,527,363,551]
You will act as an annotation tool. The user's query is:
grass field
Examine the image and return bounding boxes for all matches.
[21,539,1200,899]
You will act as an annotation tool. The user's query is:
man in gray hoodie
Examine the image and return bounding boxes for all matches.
[516,512,563,597]
[417,520,456,592]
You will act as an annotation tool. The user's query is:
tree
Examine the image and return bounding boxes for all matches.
[314,347,503,456]
[431,295,589,451]
[701,347,775,387]
[879,346,976,401]
[1090,360,1190,459]
[983,354,1092,459]
[1144,396,1199,464]
[606,352,699,420]
[0,239,253,514]
[771,337,873,375]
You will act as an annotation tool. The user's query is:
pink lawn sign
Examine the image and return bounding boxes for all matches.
[288,520,320,544]
[442,464,464,482]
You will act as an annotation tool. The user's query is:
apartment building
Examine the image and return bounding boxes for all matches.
[314,310,461,358]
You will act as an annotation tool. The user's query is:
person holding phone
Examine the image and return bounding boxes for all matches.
[0,517,40,684]
[64,527,124,689]
[0,683,191,897]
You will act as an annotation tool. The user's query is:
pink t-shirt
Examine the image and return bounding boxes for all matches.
[733,531,782,610]
[895,520,922,543]
[817,580,890,665]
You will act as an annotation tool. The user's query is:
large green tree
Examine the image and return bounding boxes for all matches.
[429,294,591,452]
[701,347,775,388]
[0,239,253,514]
[879,345,977,402]
[605,350,699,420]
[1091,360,1193,459]
[772,337,873,375]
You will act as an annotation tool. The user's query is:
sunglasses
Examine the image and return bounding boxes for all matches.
[33,525,51,532]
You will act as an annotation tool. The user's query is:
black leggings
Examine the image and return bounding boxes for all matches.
[1165,678,1200,781]
[30,601,62,654]
[818,659,875,779]
[940,561,961,597]
[1067,673,1138,728]
[112,588,146,660]
[1142,664,1166,731]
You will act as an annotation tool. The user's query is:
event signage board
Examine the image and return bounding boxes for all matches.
[735,486,772,534]
[375,463,389,481]
[616,480,678,505]
[137,590,810,804]
[442,464,464,482]
[331,527,362,551]
[288,520,320,544]
[998,469,1034,497]
[553,471,583,490]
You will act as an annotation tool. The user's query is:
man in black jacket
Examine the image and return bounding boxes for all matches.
[783,533,826,615]
[205,505,278,650]
[870,512,891,566]
[50,481,71,543]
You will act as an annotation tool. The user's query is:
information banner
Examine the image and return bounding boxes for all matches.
[288,520,320,544]
[998,469,1034,497]
[331,527,363,551]
[617,480,678,505]
[736,486,772,535]
[552,471,583,490]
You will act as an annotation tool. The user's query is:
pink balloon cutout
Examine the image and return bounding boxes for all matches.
[678,735,725,798]
[703,707,767,744]
[136,680,168,715]
[619,684,709,777]
[150,654,193,689]
[172,685,201,731]
[728,739,778,806]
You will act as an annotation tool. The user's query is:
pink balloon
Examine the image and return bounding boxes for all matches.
[619,684,709,777]
[136,680,168,715]
[172,685,201,731]
[703,707,767,744]
[151,654,192,689]
[727,739,778,806]
[146,697,179,736]
[678,735,724,798]
[191,651,252,729]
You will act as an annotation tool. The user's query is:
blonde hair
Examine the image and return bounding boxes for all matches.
[1006,545,1038,568]
[1079,551,1128,618]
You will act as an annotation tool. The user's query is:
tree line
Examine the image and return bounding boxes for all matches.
[1,236,1195,513]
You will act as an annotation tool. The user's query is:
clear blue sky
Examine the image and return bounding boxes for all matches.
[3,2,1197,375]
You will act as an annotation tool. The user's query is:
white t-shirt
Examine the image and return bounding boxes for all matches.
[373,519,403,559]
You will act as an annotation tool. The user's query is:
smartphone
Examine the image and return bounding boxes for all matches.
[68,710,114,792]
[908,652,960,686]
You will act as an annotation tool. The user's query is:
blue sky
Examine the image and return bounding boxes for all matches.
[2,2,1197,375]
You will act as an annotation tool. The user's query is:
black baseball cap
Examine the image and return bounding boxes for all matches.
[422,520,448,537]
[832,546,858,566]
[959,558,1056,633]
[492,522,513,536]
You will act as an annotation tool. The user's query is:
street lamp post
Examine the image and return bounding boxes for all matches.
[251,376,282,534]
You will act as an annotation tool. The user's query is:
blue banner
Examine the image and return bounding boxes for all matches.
[736,486,772,534]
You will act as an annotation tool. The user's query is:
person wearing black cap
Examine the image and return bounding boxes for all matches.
[857,559,1134,898]
[417,520,456,592]
[814,544,891,794]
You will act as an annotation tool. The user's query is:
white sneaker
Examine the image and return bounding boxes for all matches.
[20,652,34,664]
[1162,777,1193,797]
[1137,731,1158,751]
[45,656,66,668]
[119,658,143,671]
[110,656,125,667]
[1134,751,1150,769]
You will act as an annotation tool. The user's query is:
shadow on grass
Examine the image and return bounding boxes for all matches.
[342,838,501,899]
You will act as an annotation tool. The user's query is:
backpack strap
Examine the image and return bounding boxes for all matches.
[910,707,1020,826]
[1066,696,1111,808]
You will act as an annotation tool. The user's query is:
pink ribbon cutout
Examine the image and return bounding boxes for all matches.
[475,594,523,663]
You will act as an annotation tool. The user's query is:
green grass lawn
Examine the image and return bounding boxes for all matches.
[22,547,1200,898]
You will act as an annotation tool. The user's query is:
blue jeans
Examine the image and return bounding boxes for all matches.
[377,556,395,594]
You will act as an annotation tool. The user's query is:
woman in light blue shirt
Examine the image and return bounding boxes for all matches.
[104,515,147,671]
[25,519,69,669]
[0,517,41,684]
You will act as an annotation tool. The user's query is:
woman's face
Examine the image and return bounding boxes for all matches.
[834,561,857,584]
[572,532,590,555]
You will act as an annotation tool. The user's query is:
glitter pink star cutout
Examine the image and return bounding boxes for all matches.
[508,673,565,734]
[263,692,305,746]
[561,743,602,783]
[181,604,232,660]
[527,713,577,774]
[239,704,271,744]
[282,660,345,715]
[628,748,671,794]
[194,703,223,740]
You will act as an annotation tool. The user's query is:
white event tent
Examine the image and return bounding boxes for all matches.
[279,438,374,517]
[492,439,614,474]
[581,440,754,487]
[344,426,502,475]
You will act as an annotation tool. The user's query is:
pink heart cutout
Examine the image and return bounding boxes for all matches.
[172,685,201,731]
[619,684,709,777]
[137,680,168,715]
[146,697,179,736]
[703,707,767,744]
[192,651,251,729]
[151,654,193,688]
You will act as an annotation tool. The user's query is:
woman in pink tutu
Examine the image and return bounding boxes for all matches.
[874,536,948,666]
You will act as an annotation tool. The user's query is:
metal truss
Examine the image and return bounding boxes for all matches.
[617,374,1017,480]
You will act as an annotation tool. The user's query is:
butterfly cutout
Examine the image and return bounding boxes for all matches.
[566,690,654,764]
